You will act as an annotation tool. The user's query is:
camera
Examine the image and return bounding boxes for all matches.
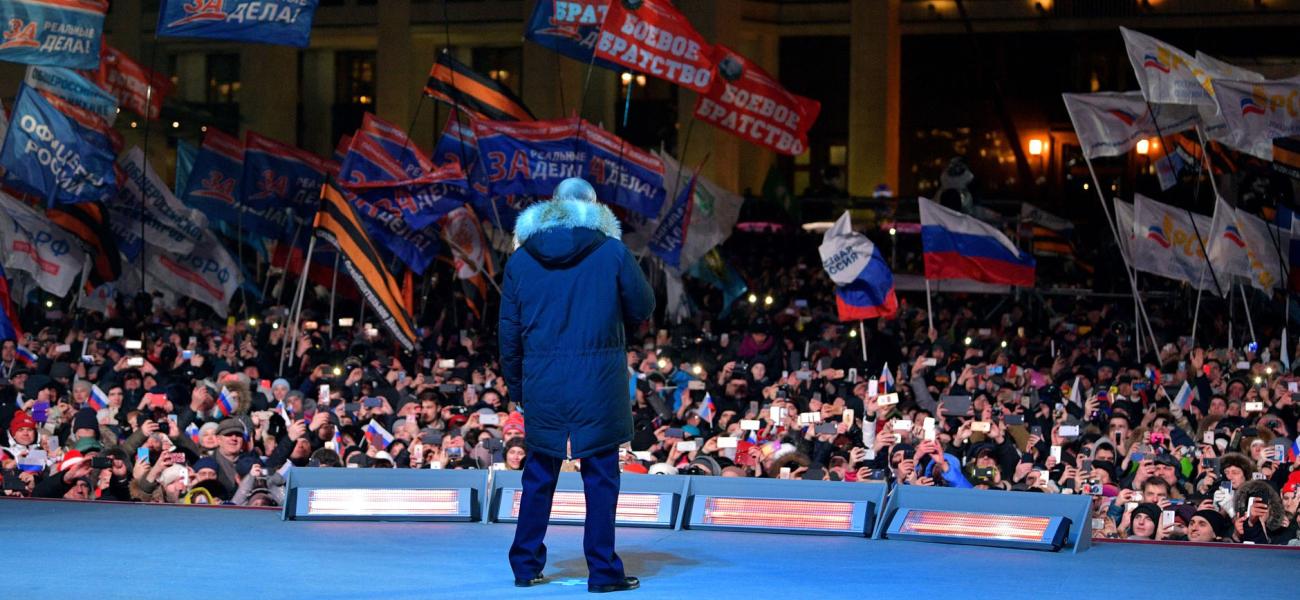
[439,384,466,395]
[1083,479,1104,495]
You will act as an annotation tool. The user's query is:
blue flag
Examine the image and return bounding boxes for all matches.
[687,248,748,319]
[0,263,20,341]
[156,0,319,48]
[0,0,106,69]
[22,65,117,125]
[0,83,117,206]
[523,0,621,71]
[648,174,695,267]
[181,129,244,227]
[174,139,199,195]
[473,117,666,219]
[241,132,327,239]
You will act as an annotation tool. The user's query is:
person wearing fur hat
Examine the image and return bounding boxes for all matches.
[501,178,652,593]
[1232,480,1297,544]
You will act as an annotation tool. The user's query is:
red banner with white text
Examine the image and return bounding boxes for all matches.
[593,0,714,93]
[81,45,173,120]
[693,46,820,156]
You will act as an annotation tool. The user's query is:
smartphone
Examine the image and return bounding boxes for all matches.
[304,321,318,331]
[169,452,186,464]
[748,401,759,417]
[843,409,855,425]
[892,419,913,431]
[923,358,938,367]
[55,344,71,354]
[32,400,49,423]
[847,368,858,383]
[127,357,144,367]
[1059,425,1080,438]
[182,350,193,360]
[971,421,991,433]
[338,317,354,327]
[676,440,698,452]
[1004,414,1025,426]
[814,423,838,435]
[438,359,456,369]
[480,413,500,426]
[770,406,783,422]
[363,397,381,408]
[779,467,791,479]
[939,395,973,415]
[877,393,899,406]
[107,327,124,339]
[740,419,760,430]
[136,447,150,464]
[125,340,142,350]
[687,380,706,391]
[665,428,685,439]
[1244,401,1264,413]
[447,447,463,459]
[717,437,739,449]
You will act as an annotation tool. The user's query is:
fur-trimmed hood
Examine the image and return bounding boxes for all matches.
[512,199,621,249]
[1234,479,1287,531]
[1220,452,1255,479]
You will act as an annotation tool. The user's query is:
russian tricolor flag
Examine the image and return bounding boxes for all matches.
[88,384,108,411]
[16,346,36,367]
[881,363,895,393]
[185,422,201,444]
[365,419,394,450]
[216,387,235,418]
[697,393,715,424]
[819,212,898,321]
[919,197,1035,287]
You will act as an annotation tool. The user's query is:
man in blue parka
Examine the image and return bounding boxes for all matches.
[501,178,654,594]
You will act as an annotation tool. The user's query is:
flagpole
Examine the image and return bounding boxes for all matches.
[263,220,302,301]
[924,279,935,334]
[1082,155,1161,354]
[859,321,868,362]
[1239,284,1257,347]
[327,252,340,342]
[280,236,316,377]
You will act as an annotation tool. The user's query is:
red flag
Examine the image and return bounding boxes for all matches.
[693,46,820,156]
[594,0,715,93]
[82,45,174,121]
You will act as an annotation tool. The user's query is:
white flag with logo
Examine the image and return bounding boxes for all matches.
[1205,196,1252,282]
[1063,92,1199,160]
[1132,194,1222,295]
[1210,79,1300,160]
[0,191,86,297]
[147,230,241,317]
[1234,209,1289,292]
[111,147,207,258]
[1121,27,1214,106]
[819,211,877,286]
[626,151,744,271]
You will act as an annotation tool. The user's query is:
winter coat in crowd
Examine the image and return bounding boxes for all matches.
[1233,480,1297,545]
[499,192,655,459]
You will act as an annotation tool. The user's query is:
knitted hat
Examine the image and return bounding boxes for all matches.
[193,456,220,473]
[72,408,98,432]
[503,412,525,434]
[1193,509,1230,539]
[1129,502,1162,536]
[8,411,35,436]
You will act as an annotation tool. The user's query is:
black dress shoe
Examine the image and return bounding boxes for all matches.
[514,575,545,587]
[588,577,639,593]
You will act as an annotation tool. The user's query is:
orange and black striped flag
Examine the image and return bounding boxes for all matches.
[315,183,419,350]
[46,202,121,288]
[423,52,535,122]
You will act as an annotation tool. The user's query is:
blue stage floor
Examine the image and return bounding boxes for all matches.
[1,498,1294,599]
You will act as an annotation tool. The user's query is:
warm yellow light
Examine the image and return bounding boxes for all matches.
[1136,139,1150,155]
[849,328,858,338]
[621,72,633,85]
[171,121,180,129]
[889,227,897,236]
[248,317,258,327]
[1028,139,1044,156]
[763,295,774,306]
[747,293,758,304]
[635,74,647,86]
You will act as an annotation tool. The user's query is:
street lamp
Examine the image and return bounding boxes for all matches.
[1135,139,1150,155]
[1028,139,1044,156]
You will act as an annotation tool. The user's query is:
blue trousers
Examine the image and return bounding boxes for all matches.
[508,448,625,585]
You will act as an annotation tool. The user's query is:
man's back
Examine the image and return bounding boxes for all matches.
[499,196,654,460]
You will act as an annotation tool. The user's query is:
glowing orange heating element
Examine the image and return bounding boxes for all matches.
[509,491,663,523]
[307,489,462,516]
[701,497,856,531]
[897,510,1051,541]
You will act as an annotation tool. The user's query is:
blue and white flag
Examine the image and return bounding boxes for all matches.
[23,65,116,124]
[0,0,106,70]
[174,139,199,195]
[819,211,898,321]
[0,83,117,206]
[241,132,327,238]
[180,129,243,227]
[647,173,694,267]
[523,0,622,71]
[156,0,319,48]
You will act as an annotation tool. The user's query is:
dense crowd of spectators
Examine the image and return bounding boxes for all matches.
[1,229,1297,547]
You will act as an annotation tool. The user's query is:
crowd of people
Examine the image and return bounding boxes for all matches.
[1,228,1297,547]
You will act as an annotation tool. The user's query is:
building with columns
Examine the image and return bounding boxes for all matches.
[2,0,1298,211]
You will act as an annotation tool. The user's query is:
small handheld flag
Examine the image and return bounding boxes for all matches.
[1173,381,1195,411]
[881,363,895,393]
[185,422,200,444]
[364,419,394,450]
[697,393,715,424]
[16,346,37,367]
[88,384,108,411]
[216,387,235,418]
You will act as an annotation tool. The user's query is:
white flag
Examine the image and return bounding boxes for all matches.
[627,151,744,271]
[1195,52,1266,93]
[0,191,86,297]
[1210,78,1300,160]
[1235,209,1289,292]
[110,147,207,258]
[148,231,241,317]
[1062,92,1199,160]
[1205,196,1252,282]
[819,212,878,286]
[1132,194,1222,295]
[1121,27,1214,106]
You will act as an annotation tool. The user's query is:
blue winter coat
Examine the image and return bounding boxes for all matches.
[499,199,655,459]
